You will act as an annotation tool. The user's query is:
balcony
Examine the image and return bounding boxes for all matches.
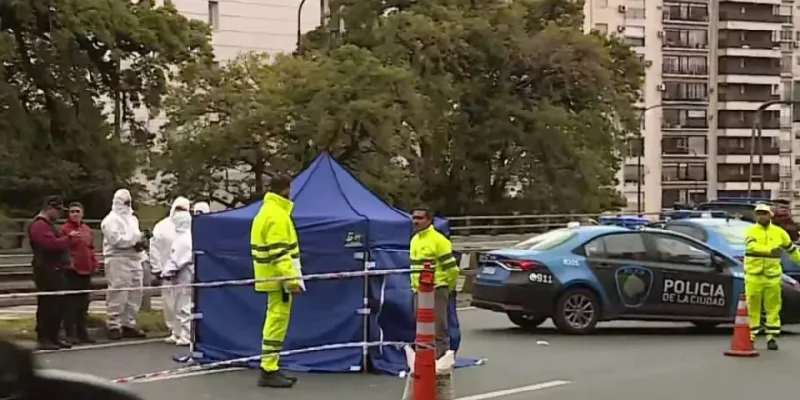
[661,82,709,104]
[718,137,780,155]
[662,55,708,77]
[662,3,709,25]
[662,108,709,131]
[718,31,782,57]
[718,163,780,182]
[719,4,789,29]
[662,162,708,189]
[663,29,709,51]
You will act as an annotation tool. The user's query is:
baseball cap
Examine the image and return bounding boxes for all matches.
[43,195,66,210]
[754,203,773,215]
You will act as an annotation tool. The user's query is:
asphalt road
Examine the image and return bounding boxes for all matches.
[31,309,800,400]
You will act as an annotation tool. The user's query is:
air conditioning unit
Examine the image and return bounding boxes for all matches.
[657,30,664,38]
[618,4,627,12]
[617,25,626,33]
[657,83,667,91]
[644,60,653,67]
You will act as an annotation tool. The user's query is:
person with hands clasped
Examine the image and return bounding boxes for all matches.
[60,202,99,345]
[101,189,147,341]
[160,210,194,346]
[250,175,304,389]
[744,203,800,350]
[149,197,191,344]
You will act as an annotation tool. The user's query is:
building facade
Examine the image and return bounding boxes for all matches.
[586,0,800,213]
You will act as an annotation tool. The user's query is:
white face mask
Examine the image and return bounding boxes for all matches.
[171,211,192,233]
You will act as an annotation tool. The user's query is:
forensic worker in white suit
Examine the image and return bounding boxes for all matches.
[101,189,148,340]
[148,197,191,343]
[160,210,194,346]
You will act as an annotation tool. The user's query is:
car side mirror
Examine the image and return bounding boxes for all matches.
[711,255,726,271]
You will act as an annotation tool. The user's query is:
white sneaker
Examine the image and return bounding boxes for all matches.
[164,335,178,344]
[175,338,191,346]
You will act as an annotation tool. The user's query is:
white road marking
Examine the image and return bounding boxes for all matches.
[34,338,168,354]
[455,381,572,400]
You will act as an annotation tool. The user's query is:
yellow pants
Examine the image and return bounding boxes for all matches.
[260,290,292,372]
[745,275,782,340]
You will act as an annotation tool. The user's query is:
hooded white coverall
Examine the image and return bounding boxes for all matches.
[192,202,210,215]
[161,211,194,344]
[148,197,191,342]
[101,189,144,331]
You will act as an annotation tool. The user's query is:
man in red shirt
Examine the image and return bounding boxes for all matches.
[61,202,100,344]
[28,196,80,350]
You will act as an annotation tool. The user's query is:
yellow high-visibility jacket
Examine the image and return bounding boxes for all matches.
[250,192,300,292]
[410,225,459,292]
[744,222,800,278]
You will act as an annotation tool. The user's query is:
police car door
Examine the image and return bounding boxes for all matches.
[641,232,732,319]
[583,232,662,317]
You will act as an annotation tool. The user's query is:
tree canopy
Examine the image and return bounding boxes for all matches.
[157,0,643,214]
[0,0,212,217]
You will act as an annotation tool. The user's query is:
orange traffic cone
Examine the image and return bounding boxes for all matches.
[724,293,759,357]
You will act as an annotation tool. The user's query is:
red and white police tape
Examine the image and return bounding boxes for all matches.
[0,268,420,299]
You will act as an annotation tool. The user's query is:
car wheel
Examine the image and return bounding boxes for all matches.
[553,288,600,334]
[507,312,547,330]
[690,321,720,330]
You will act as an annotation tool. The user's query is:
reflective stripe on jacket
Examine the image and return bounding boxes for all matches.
[744,222,797,278]
[410,225,459,291]
[250,192,300,292]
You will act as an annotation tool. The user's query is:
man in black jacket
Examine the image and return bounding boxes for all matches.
[28,196,79,350]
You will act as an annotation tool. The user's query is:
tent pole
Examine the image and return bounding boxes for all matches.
[362,252,370,374]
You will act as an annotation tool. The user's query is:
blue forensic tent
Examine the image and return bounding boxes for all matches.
[191,152,480,375]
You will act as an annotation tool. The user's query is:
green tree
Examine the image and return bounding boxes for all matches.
[0,0,213,217]
[152,45,420,207]
[306,0,641,214]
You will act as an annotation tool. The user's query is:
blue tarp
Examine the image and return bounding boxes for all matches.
[191,152,480,375]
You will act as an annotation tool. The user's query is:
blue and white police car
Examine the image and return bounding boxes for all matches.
[470,217,800,334]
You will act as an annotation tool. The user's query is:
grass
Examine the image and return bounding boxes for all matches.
[0,309,168,341]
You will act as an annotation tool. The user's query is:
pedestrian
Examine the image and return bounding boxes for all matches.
[148,197,190,344]
[409,207,459,359]
[745,203,800,350]
[60,202,99,345]
[101,189,148,340]
[250,175,304,388]
[160,210,194,346]
[28,196,77,350]
[191,201,210,215]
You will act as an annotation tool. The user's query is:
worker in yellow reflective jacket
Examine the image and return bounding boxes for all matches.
[745,203,800,350]
[250,175,304,388]
[410,208,459,358]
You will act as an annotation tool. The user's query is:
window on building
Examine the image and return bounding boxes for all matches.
[662,55,708,75]
[662,163,707,181]
[664,29,708,48]
[594,23,608,34]
[624,25,646,47]
[662,109,708,128]
[664,3,709,22]
[627,137,644,157]
[663,82,708,101]
[627,7,646,19]
[662,136,707,155]
[781,29,793,42]
[208,0,220,30]
[624,164,642,183]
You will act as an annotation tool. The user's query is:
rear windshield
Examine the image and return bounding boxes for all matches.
[696,203,757,222]
[704,220,754,245]
[511,229,577,251]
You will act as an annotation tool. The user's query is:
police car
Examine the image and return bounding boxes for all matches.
[470,219,800,334]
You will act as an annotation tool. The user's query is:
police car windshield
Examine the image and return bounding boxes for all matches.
[511,229,576,251]
[700,219,754,245]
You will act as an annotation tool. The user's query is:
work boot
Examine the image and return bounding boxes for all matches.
[279,370,298,383]
[36,341,60,351]
[122,327,146,339]
[767,339,779,351]
[107,329,122,341]
[257,370,295,388]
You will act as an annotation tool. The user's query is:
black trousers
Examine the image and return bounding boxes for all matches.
[33,268,66,343]
[62,270,92,338]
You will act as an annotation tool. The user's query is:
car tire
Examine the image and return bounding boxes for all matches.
[552,288,600,334]
[690,321,720,330]
[507,312,547,330]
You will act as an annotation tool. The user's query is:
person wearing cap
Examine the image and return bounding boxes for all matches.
[27,196,80,350]
[250,175,304,388]
[744,203,800,350]
[60,202,100,345]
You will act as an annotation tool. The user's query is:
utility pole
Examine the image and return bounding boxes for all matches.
[747,100,800,197]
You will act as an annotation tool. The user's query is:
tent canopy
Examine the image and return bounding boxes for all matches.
[191,152,464,375]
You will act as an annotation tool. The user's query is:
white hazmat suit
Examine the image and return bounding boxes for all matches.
[192,201,210,215]
[148,197,191,343]
[101,189,145,335]
[161,211,194,346]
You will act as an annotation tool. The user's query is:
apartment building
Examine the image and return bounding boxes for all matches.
[586,0,800,214]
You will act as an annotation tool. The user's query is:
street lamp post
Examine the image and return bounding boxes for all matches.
[635,104,667,213]
[295,0,308,54]
[748,100,800,197]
